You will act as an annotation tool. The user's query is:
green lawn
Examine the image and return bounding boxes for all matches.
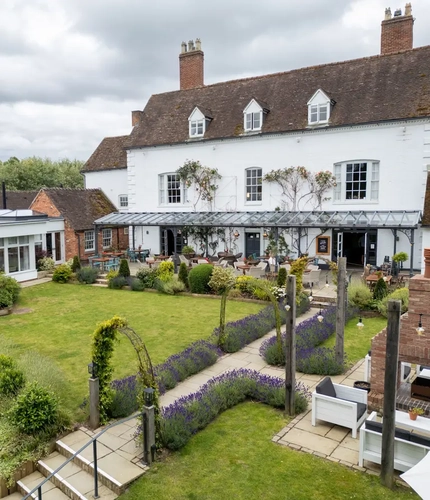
[0,283,263,411]
[121,402,416,500]
[322,315,387,364]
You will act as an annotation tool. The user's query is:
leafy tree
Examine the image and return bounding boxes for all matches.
[0,156,84,190]
[208,267,236,346]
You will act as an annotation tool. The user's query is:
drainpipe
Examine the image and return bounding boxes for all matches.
[2,182,6,209]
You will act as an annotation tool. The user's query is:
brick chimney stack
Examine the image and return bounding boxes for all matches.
[179,39,204,90]
[381,3,414,55]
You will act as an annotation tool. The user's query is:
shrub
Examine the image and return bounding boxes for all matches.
[178,262,189,288]
[0,289,13,309]
[106,269,118,281]
[182,245,194,254]
[277,267,287,287]
[252,287,271,301]
[108,376,139,418]
[108,276,127,289]
[373,277,388,301]
[235,275,255,295]
[71,255,81,272]
[289,256,308,294]
[155,278,186,295]
[348,282,373,310]
[0,355,25,396]
[227,288,243,299]
[136,268,158,288]
[156,261,174,282]
[130,277,145,291]
[296,347,345,375]
[378,287,409,317]
[76,266,99,284]
[0,273,20,306]
[159,369,309,450]
[155,340,222,394]
[118,259,130,278]
[37,257,55,272]
[52,264,72,283]
[8,383,59,434]
[208,267,236,294]
[188,264,213,294]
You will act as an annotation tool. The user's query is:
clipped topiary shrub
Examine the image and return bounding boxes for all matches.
[130,277,145,291]
[277,267,287,287]
[76,266,99,284]
[156,261,174,282]
[378,287,409,317]
[8,382,59,434]
[178,262,189,288]
[118,259,130,278]
[0,355,25,396]
[52,264,73,283]
[373,277,388,301]
[71,255,81,272]
[188,264,213,294]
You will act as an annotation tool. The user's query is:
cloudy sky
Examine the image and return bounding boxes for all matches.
[1,0,429,162]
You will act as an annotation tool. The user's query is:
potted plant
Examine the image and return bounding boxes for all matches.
[182,245,195,259]
[392,251,408,277]
[408,407,424,421]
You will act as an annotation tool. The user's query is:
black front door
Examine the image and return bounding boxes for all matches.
[245,232,260,258]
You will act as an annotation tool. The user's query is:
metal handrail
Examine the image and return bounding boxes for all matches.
[22,411,142,500]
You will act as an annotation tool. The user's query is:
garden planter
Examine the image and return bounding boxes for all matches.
[353,381,371,393]
[409,411,418,421]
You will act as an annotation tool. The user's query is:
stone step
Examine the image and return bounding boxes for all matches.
[56,429,146,496]
[91,283,108,287]
[1,493,23,499]
[312,295,336,304]
[17,470,69,500]
[37,451,117,499]
[310,301,333,310]
[96,278,108,284]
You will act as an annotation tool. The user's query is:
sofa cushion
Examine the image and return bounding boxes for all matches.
[410,433,430,447]
[356,403,367,421]
[315,377,336,398]
[395,428,411,441]
[366,420,382,433]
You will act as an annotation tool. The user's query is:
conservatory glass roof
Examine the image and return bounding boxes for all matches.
[94,210,421,229]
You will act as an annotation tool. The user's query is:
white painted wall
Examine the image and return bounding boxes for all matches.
[123,120,429,265]
[84,169,128,210]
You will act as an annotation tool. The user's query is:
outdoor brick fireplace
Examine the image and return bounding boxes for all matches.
[368,249,430,414]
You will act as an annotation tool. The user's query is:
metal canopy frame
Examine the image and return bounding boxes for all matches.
[94,210,421,229]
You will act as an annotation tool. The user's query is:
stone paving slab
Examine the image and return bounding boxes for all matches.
[281,428,339,455]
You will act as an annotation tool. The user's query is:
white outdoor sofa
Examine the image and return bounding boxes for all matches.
[311,377,368,438]
[359,411,430,472]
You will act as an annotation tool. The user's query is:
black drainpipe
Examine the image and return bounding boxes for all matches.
[2,182,6,209]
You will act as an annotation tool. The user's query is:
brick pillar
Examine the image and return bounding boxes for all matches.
[179,39,204,90]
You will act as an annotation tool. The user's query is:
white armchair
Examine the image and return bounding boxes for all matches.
[312,377,368,438]
[303,269,321,287]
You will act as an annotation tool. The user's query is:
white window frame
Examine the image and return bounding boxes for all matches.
[6,236,30,273]
[119,194,128,208]
[245,167,263,203]
[309,103,329,124]
[333,161,380,204]
[159,173,184,205]
[102,228,112,249]
[189,119,204,137]
[84,230,95,252]
[244,111,262,132]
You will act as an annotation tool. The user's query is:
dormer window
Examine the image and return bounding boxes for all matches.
[188,106,212,138]
[307,89,332,126]
[243,98,269,132]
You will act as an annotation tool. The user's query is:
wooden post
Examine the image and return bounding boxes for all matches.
[285,275,296,416]
[335,257,346,366]
[380,300,401,489]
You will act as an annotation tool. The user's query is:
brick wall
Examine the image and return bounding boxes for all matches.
[369,274,430,410]
[78,227,128,263]
[179,50,204,90]
[381,16,413,55]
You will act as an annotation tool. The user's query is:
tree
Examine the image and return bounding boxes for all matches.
[176,160,221,211]
[264,166,336,211]
[0,156,84,190]
[208,267,236,346]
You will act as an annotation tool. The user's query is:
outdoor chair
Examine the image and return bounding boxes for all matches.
[248,267,264,278]
[127,249,138,262]
[179,254,190,267]
[256,261,268,271]
[303,269,321,287]
[312,376,368,438]
[307,264,319,271]
[279,263,291,272]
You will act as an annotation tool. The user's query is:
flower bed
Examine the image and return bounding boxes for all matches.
[260,306,351,375]
[156,369,310,450]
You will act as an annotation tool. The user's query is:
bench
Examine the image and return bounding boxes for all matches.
[359,411,430,472]
[312,377,368,439]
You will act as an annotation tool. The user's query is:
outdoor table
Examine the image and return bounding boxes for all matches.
[366,274,392,288]
[237,264,251,275]
[154,255,170,260]
[395,410,430,434]
[91,257,110,271]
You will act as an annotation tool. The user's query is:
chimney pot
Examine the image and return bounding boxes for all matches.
[181,41,187,53]
[405,2,412,16]
[195,38,201,51]
[188,40,194,51]
[394,8,402,16]
[385,7,392,20]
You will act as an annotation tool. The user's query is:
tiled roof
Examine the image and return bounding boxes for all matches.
[38,188,117,231]
[2,190,38,210]
[82,136,128,173]
[128,46,430,148]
